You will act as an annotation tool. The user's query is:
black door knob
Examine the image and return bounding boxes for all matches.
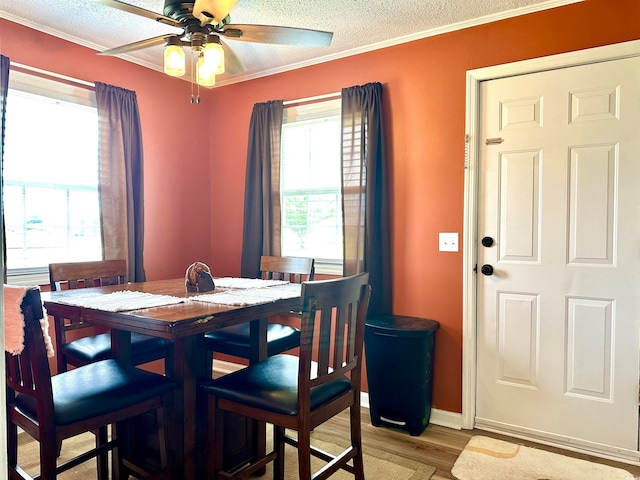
[481,264,494,276]
[481,236,494,247]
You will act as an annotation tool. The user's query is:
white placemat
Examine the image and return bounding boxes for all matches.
[54,290,185,312]
[191,284,301,306]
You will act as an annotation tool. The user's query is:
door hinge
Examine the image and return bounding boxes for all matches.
[464,134,470,169]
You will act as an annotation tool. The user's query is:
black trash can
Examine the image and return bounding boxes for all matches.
[364,315,439,436]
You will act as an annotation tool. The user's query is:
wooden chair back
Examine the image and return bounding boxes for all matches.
[5,288,83,478]
[48,259,128,373]
[260,256,315,283]
[5,288,52,426]
[49,259,127,291]
[298,272,370,408]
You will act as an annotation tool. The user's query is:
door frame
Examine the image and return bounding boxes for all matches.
[462,39,640,431]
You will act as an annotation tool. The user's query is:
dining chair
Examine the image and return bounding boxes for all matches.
[5,286,176,479]
[199,272,371,480]
[203,255,315,372]
[49,259,173,375]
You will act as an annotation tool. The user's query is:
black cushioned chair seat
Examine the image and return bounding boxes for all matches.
[63,332,172,364]
[200,354,350,416]
[204,324,301,358]
[16,359,175,425]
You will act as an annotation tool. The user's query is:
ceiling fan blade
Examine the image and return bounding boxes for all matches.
[90,0,181,28]
[221,41,245,75]
[98,34,175,56]
[193,0,238,25]
[221,24,333,46]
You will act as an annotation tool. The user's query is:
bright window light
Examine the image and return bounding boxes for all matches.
[281,98,342,273]
[3,71,102,283]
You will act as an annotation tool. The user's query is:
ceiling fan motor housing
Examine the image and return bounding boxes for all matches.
[163,1,196,21]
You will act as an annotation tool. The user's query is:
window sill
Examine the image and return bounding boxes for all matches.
[314,261,342,276]
[7,269,49,287]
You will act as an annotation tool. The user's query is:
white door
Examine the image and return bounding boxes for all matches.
[476,56,640,457]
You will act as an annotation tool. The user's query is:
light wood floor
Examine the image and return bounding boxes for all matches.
[316,408,640,479]
[214,362,640,478]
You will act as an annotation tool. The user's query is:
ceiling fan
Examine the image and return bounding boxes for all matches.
[92,0,333,88]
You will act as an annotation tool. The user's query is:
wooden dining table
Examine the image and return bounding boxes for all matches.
[41,277,302,479]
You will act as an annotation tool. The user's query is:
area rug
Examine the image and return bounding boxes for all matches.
[17,429,435,479]
[451,435,633,480]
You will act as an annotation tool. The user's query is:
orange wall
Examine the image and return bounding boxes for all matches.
[2,0,640,415]
[205,0,640,413]
[0,18,214,281]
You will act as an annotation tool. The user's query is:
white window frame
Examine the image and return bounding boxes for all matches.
[281,98,343,275]
[4,70,100,286]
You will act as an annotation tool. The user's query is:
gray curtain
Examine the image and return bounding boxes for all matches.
[341,82,392,317]
[240,100,283,278]
[94,82,146,282]
[1,55,10,283]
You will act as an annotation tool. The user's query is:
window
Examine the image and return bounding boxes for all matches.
[280,98,342,274]
[3,71,101,285]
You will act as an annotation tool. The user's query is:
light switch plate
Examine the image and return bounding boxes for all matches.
[439,232,459,252]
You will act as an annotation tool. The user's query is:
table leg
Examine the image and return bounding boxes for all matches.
[111,329,132,480]
[248,317,268,364]
[172,334,207,479]
[249,318,268,475]
[111,329,132,363]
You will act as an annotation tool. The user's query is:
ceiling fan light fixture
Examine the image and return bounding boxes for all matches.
[94,0,333,90]
[204,36,225,74]
[196,54,216,87]
[164,36,186,77]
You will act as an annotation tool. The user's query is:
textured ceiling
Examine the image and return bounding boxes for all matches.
[0,0,580,87]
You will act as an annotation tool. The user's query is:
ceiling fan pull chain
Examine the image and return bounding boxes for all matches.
[190,53,196,104]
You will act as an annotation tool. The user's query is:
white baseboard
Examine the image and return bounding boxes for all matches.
[429,408,463,430]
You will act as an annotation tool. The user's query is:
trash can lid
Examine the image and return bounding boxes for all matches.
[365,315,439,335]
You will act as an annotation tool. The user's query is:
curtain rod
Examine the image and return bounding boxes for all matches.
[10,62,95,89]
[283,91,340,107]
